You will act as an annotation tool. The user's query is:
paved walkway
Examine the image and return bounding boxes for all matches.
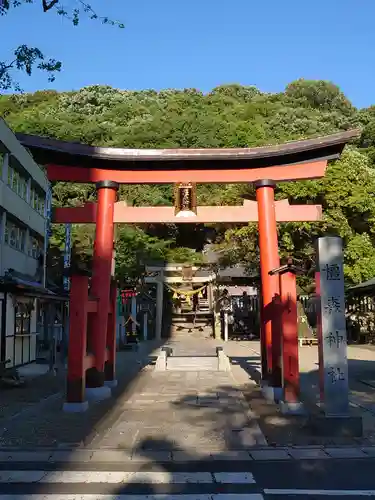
[3,335,375,449]
[2,334,375,497]
[96,337,266,453]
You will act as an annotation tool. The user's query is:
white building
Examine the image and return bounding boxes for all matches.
[0,118,51,369]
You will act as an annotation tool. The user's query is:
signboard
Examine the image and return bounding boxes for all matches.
[317,236,349,415]
[174,182,197,217]
[121,289,137,303]
[63,223,72,291]
[182,265,193,281]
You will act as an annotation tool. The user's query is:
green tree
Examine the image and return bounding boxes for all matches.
[3,81,374,283]
[285,79,354,115]
[221,148,375,286]
[115,226,202,282]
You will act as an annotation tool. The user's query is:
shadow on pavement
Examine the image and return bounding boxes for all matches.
[9,341,375,496]
[224,347,375,447]
[0,293,174,448]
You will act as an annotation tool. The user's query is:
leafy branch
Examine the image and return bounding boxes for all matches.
[42,0,59,11]
[55,0,125,28]
[0,46,61,91]
[0,0,124,91]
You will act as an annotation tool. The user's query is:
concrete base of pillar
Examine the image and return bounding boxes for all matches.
[104,379,118,388]
[217,351,231,372]
[261,380,282,402]
[280,400,307,415]
[63,401,89,413]
[155,351,167,371]
[85,385,111,401]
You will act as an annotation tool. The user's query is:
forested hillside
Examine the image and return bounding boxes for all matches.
[2,79,375,286]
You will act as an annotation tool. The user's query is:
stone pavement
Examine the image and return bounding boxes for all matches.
[0,334,266,451]
[1,446,375,499]
[0,334,261,499]
[0,342,160,448]
[94,335,266,452]
[287,341,375,416]
[3,332,375,451]
[298,342,375,445]
[1,443,375,461]
[96,369,266,452]
[2,333,375,498]
[239,340,375,446]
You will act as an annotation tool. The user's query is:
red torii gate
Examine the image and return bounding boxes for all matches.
[18,130,358,411]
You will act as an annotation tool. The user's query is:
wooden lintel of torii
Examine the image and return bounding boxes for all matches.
[53,199,322,224]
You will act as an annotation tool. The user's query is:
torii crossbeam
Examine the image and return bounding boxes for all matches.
[53,199,322,224]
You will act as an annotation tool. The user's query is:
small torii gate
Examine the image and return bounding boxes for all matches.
[18,130,358,411]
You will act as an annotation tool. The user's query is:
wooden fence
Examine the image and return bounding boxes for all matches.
[300,293,375,344]
[230,295,260,338]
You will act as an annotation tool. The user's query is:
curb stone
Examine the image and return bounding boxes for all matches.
[0,445,375,461]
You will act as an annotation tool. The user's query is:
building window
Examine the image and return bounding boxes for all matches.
[7,165,12,186]
[12,169,19,193]
[0,153,4,181]
[7,164,28,200]
[19,228,26,252]
[15,303,31,335]
[4,219,27,252]
[39,198,45,215]
[28,235,42,259]
[30,186,46,215]
[19,177,27,200]
[31,188,36,210]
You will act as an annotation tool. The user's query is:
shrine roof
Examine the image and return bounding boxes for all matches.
[16,130,360,171]
[349,277,375,294]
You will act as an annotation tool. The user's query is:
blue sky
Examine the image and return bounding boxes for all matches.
[2,0,375,108]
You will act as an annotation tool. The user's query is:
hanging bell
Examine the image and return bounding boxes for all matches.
[173,292,178,299]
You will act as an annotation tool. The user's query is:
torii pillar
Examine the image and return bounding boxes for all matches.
[85,180,119,399]
[255,179,282,396]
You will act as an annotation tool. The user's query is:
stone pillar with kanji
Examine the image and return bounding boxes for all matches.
[317,236,349,415]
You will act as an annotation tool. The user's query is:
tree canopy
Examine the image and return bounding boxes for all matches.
[2,79,375,286]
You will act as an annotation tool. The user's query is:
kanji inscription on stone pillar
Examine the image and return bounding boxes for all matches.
[317,236,349,416]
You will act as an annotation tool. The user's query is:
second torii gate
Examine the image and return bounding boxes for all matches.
[18,129,359,407]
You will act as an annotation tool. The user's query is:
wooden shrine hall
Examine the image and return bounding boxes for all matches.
[17,129,359,412]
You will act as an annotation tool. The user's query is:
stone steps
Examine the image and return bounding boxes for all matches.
[167,356,219,371]
[155,347,231,372]
[172,317,213,324]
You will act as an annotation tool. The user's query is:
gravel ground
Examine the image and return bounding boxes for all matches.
[0,347,156,448]
[243,384,375,447]
[0,371,64,421]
